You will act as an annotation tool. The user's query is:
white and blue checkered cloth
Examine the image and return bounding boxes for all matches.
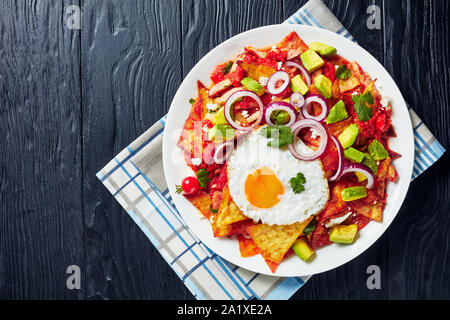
[97,0,445,300]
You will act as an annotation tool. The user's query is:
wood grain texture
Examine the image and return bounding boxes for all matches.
[81,0,191,299]
[283,0,389,300]
[382,0,450,299]
[0,0,449,300]
[0,0,85,299]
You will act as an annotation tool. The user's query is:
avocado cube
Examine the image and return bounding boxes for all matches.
[338,123,358,149]
[208,124,235,141]
[329,224,358,244]
[290,74,309,95]
[292,238,314,261]
[309,41,337,56]
[240,77,265,96]
[368,139,389,160]
[213,107,228,125]
[326,100,348,124]
[300,49,324,73]
[344,147,365,163]
[362,153,378,174]
[313,74,332,98]
[341,186,367,202]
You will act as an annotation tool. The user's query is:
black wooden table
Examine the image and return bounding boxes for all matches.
[0,0,449,300]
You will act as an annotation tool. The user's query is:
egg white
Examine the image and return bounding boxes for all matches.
[227,126,329,225]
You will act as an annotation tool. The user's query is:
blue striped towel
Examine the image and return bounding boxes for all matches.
[97,0,445,300]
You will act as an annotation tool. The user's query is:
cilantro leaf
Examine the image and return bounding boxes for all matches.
[289,172,306,194]
[363,91,374,105]
[303,218,317,236]
[209,205,218,214]
[352,92,373,122]
[335,64,351,80]
[196,169,210,188]
[222,61,233,75]
[260,126,293,148]
[189,98,195,104]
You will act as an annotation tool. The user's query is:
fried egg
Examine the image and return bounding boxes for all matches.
[227,126,329,225]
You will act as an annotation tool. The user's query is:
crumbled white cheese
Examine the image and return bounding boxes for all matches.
[378,85,391,110]
[277,61,283,70]
[258,76,268,86]
[310,128,320,139]
[241,110,249,118]
[202,124,209,132]
[352,91,358,96]
[325,212,352,228]
[206,103,220,112]
[191,157,202,166]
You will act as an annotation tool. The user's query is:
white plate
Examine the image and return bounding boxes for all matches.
[163,25,414,277]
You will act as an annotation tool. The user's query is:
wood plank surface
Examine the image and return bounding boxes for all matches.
[0,0,85,299]
[0,0,448,300]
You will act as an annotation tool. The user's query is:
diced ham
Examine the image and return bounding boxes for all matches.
[209,79,232,97]
[245,46,267,59]
[214,86,245,105]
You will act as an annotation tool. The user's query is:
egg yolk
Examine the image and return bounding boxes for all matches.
[244,166,284,208]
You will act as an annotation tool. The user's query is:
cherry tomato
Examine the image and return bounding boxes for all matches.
[181,176,200,194]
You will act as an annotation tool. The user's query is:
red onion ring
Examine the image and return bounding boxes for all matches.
[264,101,297,127]
[341,163,375,189]
[213,141,235,164]
[329,135,345,181]
[284,60,311,86]
[266,71,290,95]
[290,92,305,109]
[202,143,216,165]
[302,95,329,122]
[288,119,328,161]
[224,90,264,131]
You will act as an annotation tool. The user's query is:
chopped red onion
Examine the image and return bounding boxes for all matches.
[288,119,328,161]
[302,94,329,122]
[213,141,235,164]
[266,71,290,95]
[329,135,344,181]
[284,60,311,86]
[264,101,297,127]
[290,92,305,109]
[341,163,375,189]
[224,90,264,131]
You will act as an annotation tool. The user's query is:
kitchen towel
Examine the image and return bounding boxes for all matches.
[97,0,445,300]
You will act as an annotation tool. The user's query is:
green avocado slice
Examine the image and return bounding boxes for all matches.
[326,100,348,124]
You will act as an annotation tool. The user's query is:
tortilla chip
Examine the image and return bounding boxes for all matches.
[349,61,372,88]
[264,248,296,273]
[212,185,248,237]
[237,235,260,257]
[177,81,207,156]
[278,31,309,59]
[184,191,212,219]
[339,75,360,92]
[376,157,391,197]
[248,218,312,268]
[370,202,383,222]
[227,219,256,236]
[238,60,276,80]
